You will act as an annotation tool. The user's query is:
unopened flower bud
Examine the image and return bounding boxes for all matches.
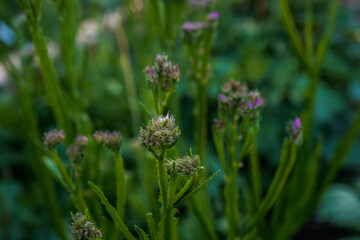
[93,130,122,152]
[139,114,181,149]
[167,154,201,176]
[67,136,88,167]
[43,129,65,151]
[218,80,248,113]
[286,118,303,145]
[70,212,102,240]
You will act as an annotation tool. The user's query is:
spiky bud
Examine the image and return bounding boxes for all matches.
[167,154,201,176]
[70,212,102,240]
[43,129,65,151]
[93,131,122,152]
[67,136,88,168]
[286,118,303,145]
[139,114,181,149]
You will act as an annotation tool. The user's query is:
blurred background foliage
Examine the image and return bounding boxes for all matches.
[0,0,359,239]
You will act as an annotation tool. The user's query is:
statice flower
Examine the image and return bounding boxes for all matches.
[145,54,181,93]
[286,118,303,145]
[182,21,205,32]
[93,130,122,152]
[139,114,181,150]
[167,154,201,176]
[43,129,65,151]
[70,212,102,240]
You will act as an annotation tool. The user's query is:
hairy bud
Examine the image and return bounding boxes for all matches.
[139,114,181,149]
[167,154,201,176]
[70,212,102,240]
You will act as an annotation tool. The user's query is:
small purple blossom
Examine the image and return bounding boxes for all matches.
[43,129,65,151]
[182,21,205,32]
[207,12,220,21]
[214,119,226,134]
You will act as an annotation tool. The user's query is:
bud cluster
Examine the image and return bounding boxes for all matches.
[145,54,181,93]
[70,212,102,240]
[167,154,201,176]
[286,118,303,145]
[43,129,65,151]
[139,114,181,150]
[93,131,122,152]
[218,80,262,119]
[67,136,88,169]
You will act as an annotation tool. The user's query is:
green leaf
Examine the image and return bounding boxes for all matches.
[43,156,70,191]
[173,169,220,207]
[139,101,154,118]
[320,107,360,195]
[134,225,149,240]
[279,0,305,64]
[88,181,137,240]
[146,213,158,240]
[245,141,297,235]
[315,0,339,71]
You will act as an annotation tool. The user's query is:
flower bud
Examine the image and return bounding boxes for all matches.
[213,119,226,134]
[218,80,248,113]
[93,130,122,152]
[139,114,181,149]
[167,154,201,176]
[67,136,88,166]
[43,129,65,151]
[286,118,303,145]
[70,212,102,240]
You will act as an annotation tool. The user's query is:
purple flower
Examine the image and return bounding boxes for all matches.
[219,94,227,102]
[287,117,303,145]
[182,21,204,32]
[207,12,220,21]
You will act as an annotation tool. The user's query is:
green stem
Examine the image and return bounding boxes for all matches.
[156,149,171,240]
[51,150,73,188]
[114,151,127,219]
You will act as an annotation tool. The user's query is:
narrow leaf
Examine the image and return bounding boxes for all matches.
[146,213,158,240]
[134,225,149,240]
[88,181,137,240]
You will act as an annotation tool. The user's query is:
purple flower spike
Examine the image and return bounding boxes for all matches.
[293,118,301,132]
[208,12,220,21]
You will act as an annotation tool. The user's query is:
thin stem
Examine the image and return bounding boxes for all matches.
[114,151,127,219]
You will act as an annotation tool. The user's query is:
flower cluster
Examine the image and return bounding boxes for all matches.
[182,21,205,32]
[207,11,220,22]
[43,129,65,151]
[145,54,181,93]
[139,114,181,150]
[93,131,122,152]
[218,80,262,119]
[167,154,201,176]
[70,212,102,240]
[286,118,303,145]
[67,136,88,170]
